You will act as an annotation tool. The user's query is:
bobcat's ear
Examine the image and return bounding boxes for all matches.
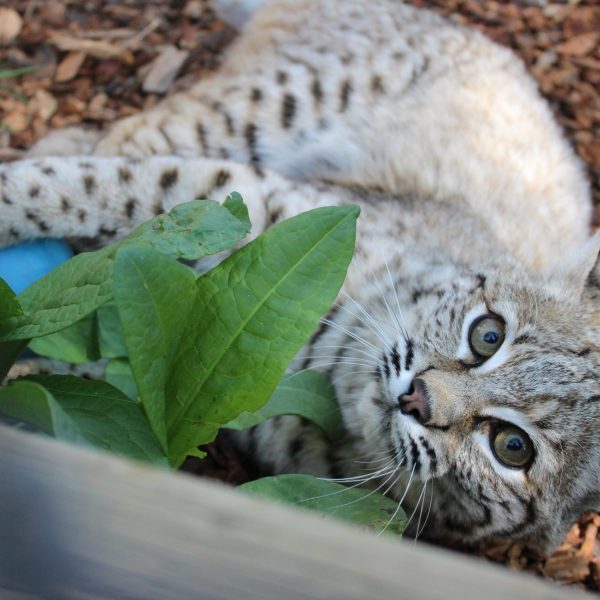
[545,231,600,297]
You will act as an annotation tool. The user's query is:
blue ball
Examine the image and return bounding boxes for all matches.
[0,239,73,294]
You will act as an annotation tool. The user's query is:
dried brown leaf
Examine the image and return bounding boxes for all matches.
[50,33,134,63]
[31,89,58,122]
[142,46,189,94]
[563,7,600,37]
[3,108,29,134]
[0,8,22,45]
[555,32,600,57]
[55,51,86,83]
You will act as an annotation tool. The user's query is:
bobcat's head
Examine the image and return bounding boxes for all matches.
[331,235,600,555]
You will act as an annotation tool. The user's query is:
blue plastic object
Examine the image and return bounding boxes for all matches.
[0,239,73,294]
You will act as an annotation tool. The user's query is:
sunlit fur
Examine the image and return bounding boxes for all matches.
[2,0,599,555]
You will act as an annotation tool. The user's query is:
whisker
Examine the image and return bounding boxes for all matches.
[371,272,405,343]
[377,464,416,536]
[304,467,398,502]
[320,318,379,353]
[325,460,405,510]
[286,362,375,380]
[317,344,382,363]
[353,454,395,465]
[318,460,396,484]
[331,369,377,385]
[383,257,410,339]
[338,294,393,352]
[298,355,376,367]
[415,481,434,541]
[402,480,428,537]
[413,480,428,544]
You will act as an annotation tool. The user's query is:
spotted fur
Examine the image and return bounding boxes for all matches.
[2,0,600,555]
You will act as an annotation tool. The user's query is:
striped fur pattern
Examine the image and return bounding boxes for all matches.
[2,0,600,555]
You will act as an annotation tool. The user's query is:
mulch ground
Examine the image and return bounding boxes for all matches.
[1,0,599,592]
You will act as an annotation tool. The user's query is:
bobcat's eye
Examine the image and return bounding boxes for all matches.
[469,314,505,359]
[491,424,533,469]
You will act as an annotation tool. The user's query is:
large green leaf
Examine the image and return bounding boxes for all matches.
[97,304,128,359]
[0,381,89,444]
[0,277,28,381]
[241,474,406,535]
[225,371,344,441]
[113,245,196,451]
[0,376,168,466]
[166,205,359,465]
[105,358,137,400]
[0,198,250,342]
[28,312,100,364]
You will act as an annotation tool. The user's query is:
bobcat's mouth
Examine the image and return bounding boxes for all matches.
[390,416,439,480]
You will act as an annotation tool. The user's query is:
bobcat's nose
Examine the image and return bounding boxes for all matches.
[398,378,431,424]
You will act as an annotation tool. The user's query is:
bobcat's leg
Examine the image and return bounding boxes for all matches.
[0,156,341,248]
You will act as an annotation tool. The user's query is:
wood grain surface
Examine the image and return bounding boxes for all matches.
[0,425,583,599]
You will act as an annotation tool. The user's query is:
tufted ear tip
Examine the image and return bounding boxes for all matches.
[544,231,600,297]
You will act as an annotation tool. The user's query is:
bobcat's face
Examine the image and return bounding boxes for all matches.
[339,254,600,554]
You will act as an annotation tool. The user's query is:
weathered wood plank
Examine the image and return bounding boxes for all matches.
[0,425,581,599]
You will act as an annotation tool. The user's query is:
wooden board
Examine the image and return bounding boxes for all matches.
[0,425,582,599]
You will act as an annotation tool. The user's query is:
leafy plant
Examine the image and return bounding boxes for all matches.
[0,194,358,466]
[0,194,406,531]
[242,475,406,535]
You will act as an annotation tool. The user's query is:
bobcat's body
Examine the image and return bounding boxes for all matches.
[2,0,600,555]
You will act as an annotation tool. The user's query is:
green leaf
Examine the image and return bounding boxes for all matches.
[0,277,28,381]
[28,312,100,363]
[0,381,90,443]
[1,248,114,341]
[0,199,250,342]
[225,371,344,441]
[97,304,128,359]
[0,66,38,80]
[241,474,406,535]
[0,376,168,466]
[105,358,137,400]
[113,245,196,453]
[166,204,359,465]
[126,198,251,260]
[223,192,251,230]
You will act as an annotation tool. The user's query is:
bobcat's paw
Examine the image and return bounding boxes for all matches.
[26,127,102,158]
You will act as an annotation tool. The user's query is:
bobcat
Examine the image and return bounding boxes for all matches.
[2,0,599,556]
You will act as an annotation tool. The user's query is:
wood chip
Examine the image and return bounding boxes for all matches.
[62,95,86,115]
[3,108,29,133]
[88,92,108,112]
[563,6,600,37]
[55,51,86,83]
[184,0,204,19]
[142,46,189,94]
[50,33,134,63]
[0,8,22,45]
[555,32,600,57]
[544,552,590,584]
[31,89,58,121]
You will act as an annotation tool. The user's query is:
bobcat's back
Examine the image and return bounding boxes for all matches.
[91,0,590,270]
